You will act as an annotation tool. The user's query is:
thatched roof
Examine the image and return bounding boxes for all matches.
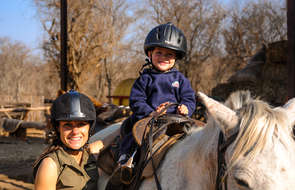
[112,78,136,106]
[212,40,288,106]
[113,78,135,96]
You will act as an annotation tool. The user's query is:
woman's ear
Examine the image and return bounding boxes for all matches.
[56,121,61,132]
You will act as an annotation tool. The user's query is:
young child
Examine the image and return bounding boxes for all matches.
[119,22,196,164]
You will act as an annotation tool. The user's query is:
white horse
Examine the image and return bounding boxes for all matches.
[97,90,295,190]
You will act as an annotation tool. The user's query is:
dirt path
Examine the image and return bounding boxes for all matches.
[0,135,47,190]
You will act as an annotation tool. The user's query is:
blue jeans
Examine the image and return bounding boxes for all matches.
[119,132,136,156]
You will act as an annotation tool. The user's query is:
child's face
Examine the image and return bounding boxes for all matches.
[149,47,176,72]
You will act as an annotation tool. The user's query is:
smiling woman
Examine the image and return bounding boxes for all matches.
[33,90,104,190]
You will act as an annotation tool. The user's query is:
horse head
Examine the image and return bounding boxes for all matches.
[198,90,295,190]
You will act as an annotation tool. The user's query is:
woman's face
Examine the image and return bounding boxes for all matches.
[59,121,90,150]
[149,47,176,72]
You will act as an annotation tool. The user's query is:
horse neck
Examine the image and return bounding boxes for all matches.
[186,123,220,159]
[176,124,220,189]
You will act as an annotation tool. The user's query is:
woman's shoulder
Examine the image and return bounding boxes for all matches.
[33,148,61,177]
[39,157,58,171]
[34,157,58,189]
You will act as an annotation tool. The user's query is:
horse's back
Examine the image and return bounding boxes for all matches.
[89,122,122,143]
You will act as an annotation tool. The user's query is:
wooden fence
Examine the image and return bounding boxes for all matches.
[0,95,50,122]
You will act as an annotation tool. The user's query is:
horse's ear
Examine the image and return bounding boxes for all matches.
[283,98,295,126]
[197,92,239,137]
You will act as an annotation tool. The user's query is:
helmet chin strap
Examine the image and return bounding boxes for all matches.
[61,143,87,152]
[139,58,153,75]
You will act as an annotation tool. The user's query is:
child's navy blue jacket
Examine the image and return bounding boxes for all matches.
[129,68,196,122]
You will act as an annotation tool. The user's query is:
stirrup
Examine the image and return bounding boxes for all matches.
[120,165,134,184]
[119,150,136,184]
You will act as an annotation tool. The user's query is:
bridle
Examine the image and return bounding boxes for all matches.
[215,131,239,190]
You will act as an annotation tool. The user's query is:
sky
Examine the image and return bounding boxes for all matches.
[0,0,42,54]
[0,0,237,56]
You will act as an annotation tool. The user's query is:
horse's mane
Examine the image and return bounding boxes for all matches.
[222,91,294,166]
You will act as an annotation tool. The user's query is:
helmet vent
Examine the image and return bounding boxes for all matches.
[156,27,161,40]
[168,26,172,41]
[69,91,86,118]
[177,37,182,44]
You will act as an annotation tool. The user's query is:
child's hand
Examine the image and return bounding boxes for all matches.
[156,102,170,114]
[177,104,188,115]
[149,102,169,117]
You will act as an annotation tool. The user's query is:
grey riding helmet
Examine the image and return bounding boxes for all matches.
[50,90,96,136]
[144,22,187,60]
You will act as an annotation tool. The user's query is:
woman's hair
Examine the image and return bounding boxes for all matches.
[33,121,61,168]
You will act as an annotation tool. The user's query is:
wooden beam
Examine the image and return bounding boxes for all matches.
[287,0,295,98]
[2,119,46,133]
[60,0,68,91]
[0,106,50,112]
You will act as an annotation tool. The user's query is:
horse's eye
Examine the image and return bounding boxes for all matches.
[234,177,250,188]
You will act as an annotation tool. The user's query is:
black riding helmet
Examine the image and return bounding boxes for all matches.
[50,90,96,149]
[144,22,187,60]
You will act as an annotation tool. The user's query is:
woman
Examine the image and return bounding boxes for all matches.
[34,90,103,190]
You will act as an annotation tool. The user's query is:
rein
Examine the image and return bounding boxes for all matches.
[215,131,238,190]
[141,103,193,190]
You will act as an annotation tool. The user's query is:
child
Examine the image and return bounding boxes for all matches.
[119,22,196,164]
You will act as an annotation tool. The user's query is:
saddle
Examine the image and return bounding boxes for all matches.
[132,114,197,177]
[96,113,204,190]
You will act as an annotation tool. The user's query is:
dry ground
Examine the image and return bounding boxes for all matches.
[0,129,47,190]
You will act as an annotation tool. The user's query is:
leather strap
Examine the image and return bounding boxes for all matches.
[131,103,194,190]
[215,131,238,190]
[148,118,163,190]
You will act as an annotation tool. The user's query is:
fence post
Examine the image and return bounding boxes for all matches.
[287,0,295,98]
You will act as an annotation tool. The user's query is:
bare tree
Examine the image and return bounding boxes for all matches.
[0,37,58,101]
[34,0,136,102]
[0,38,32,100]
[222,0,287,62]
[91,0,135,101]
[34,0,106,90]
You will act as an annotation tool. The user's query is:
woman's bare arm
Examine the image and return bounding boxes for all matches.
[35,157,58,190]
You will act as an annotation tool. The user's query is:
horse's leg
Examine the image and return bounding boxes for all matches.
[97,169,109,190]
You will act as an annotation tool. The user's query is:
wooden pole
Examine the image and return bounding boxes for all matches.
[287,0,295,98]
[60,0,68,91]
